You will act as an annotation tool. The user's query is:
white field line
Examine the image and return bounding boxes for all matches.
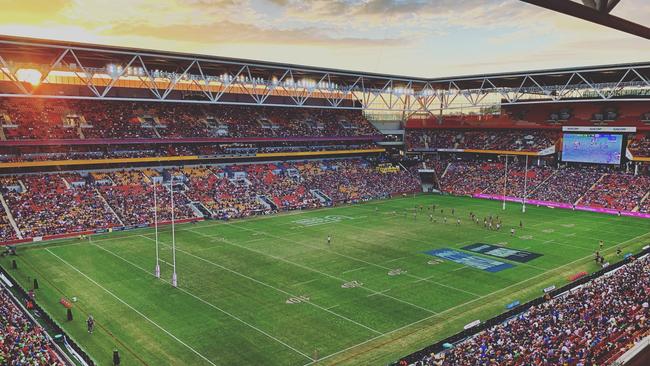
[160,258,174,267]
[300,230,650,366]
[137,237,382,335]
[184,230,438,315]
[341,267,366,274]
[383,257,407,263]
[366,289,391,297]
[86,243,314,361]
[292,278,319,287]
[412,274,439,284]
[45,248,220,366]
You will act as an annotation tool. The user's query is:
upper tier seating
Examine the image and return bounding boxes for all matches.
[0,98,380,140]
[406,129,558,152]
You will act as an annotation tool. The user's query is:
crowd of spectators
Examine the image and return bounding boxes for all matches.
[439,161,650,213]
[98,170,197,226]
[0,141,378,164]
[530,166,607,204]
[183,166,271,219]
[2,157,648,241]
[439,161,506,196]
[0,98,79,140]
[579,173,650,212]
[638,197,650,214]
[0,159,417,239]
[409,254,650,366]
[299,159,420,203]
[628,133,650,157]
[406,129,558,152]
[0,98,380,141]
[0,213,17,241]
[181,159,417,219]
[481,165,555,197]
[2,174,121,238]
[0,288,67,365]
[182,165,313,219]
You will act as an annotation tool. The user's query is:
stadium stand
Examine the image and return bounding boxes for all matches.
[0,287,67,365]
[0,98,380,140]
[0,141,379,163]
[437,161,650,213]
[299,159,420,203]
[98,175,197,226]
[629,133,650,157]
[184,165,272,219]
[439,161,506,196]
[3,174,121,238]
[579,173,650,212]
[529,166,606,204]
[481,164,555,197]
[0,213,17,241]
[404,253,650,366]
[0,159,417,242]
[405,129,558,152]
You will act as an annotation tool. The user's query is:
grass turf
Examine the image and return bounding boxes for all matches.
[2,194,650,366]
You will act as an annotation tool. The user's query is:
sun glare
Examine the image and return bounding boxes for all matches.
[15,68,42,86]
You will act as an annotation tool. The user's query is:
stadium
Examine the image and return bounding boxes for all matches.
[0,1,649,365]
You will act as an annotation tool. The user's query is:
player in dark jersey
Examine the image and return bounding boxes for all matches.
[87,315,95,334]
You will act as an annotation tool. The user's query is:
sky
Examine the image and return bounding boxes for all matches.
[0,0,649,78]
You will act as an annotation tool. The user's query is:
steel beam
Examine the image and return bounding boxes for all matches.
[520,0,650,39]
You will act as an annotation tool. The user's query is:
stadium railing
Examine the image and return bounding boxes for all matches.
[393,245,650,365]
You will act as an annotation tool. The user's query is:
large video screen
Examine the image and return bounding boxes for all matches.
[562,133,623,164]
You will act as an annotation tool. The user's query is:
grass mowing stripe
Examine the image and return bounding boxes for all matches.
[88,242,316,362]
[303,229,650,366]
[346,202,602,254]
[300,217,550,284]
[333,203,621,271]
[353,197,637,242]
[132,237,383,335]
[186,228,485,307]
[182,230,439,315]
[45,248,220,366]
[222,221,482,298]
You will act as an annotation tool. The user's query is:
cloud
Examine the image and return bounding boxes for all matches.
[0,0,71,23]
[0,0,648,78]
[104,20,405,47]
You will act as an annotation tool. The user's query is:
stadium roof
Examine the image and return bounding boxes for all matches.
[520,0,650,40]
[0,34,649,113]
